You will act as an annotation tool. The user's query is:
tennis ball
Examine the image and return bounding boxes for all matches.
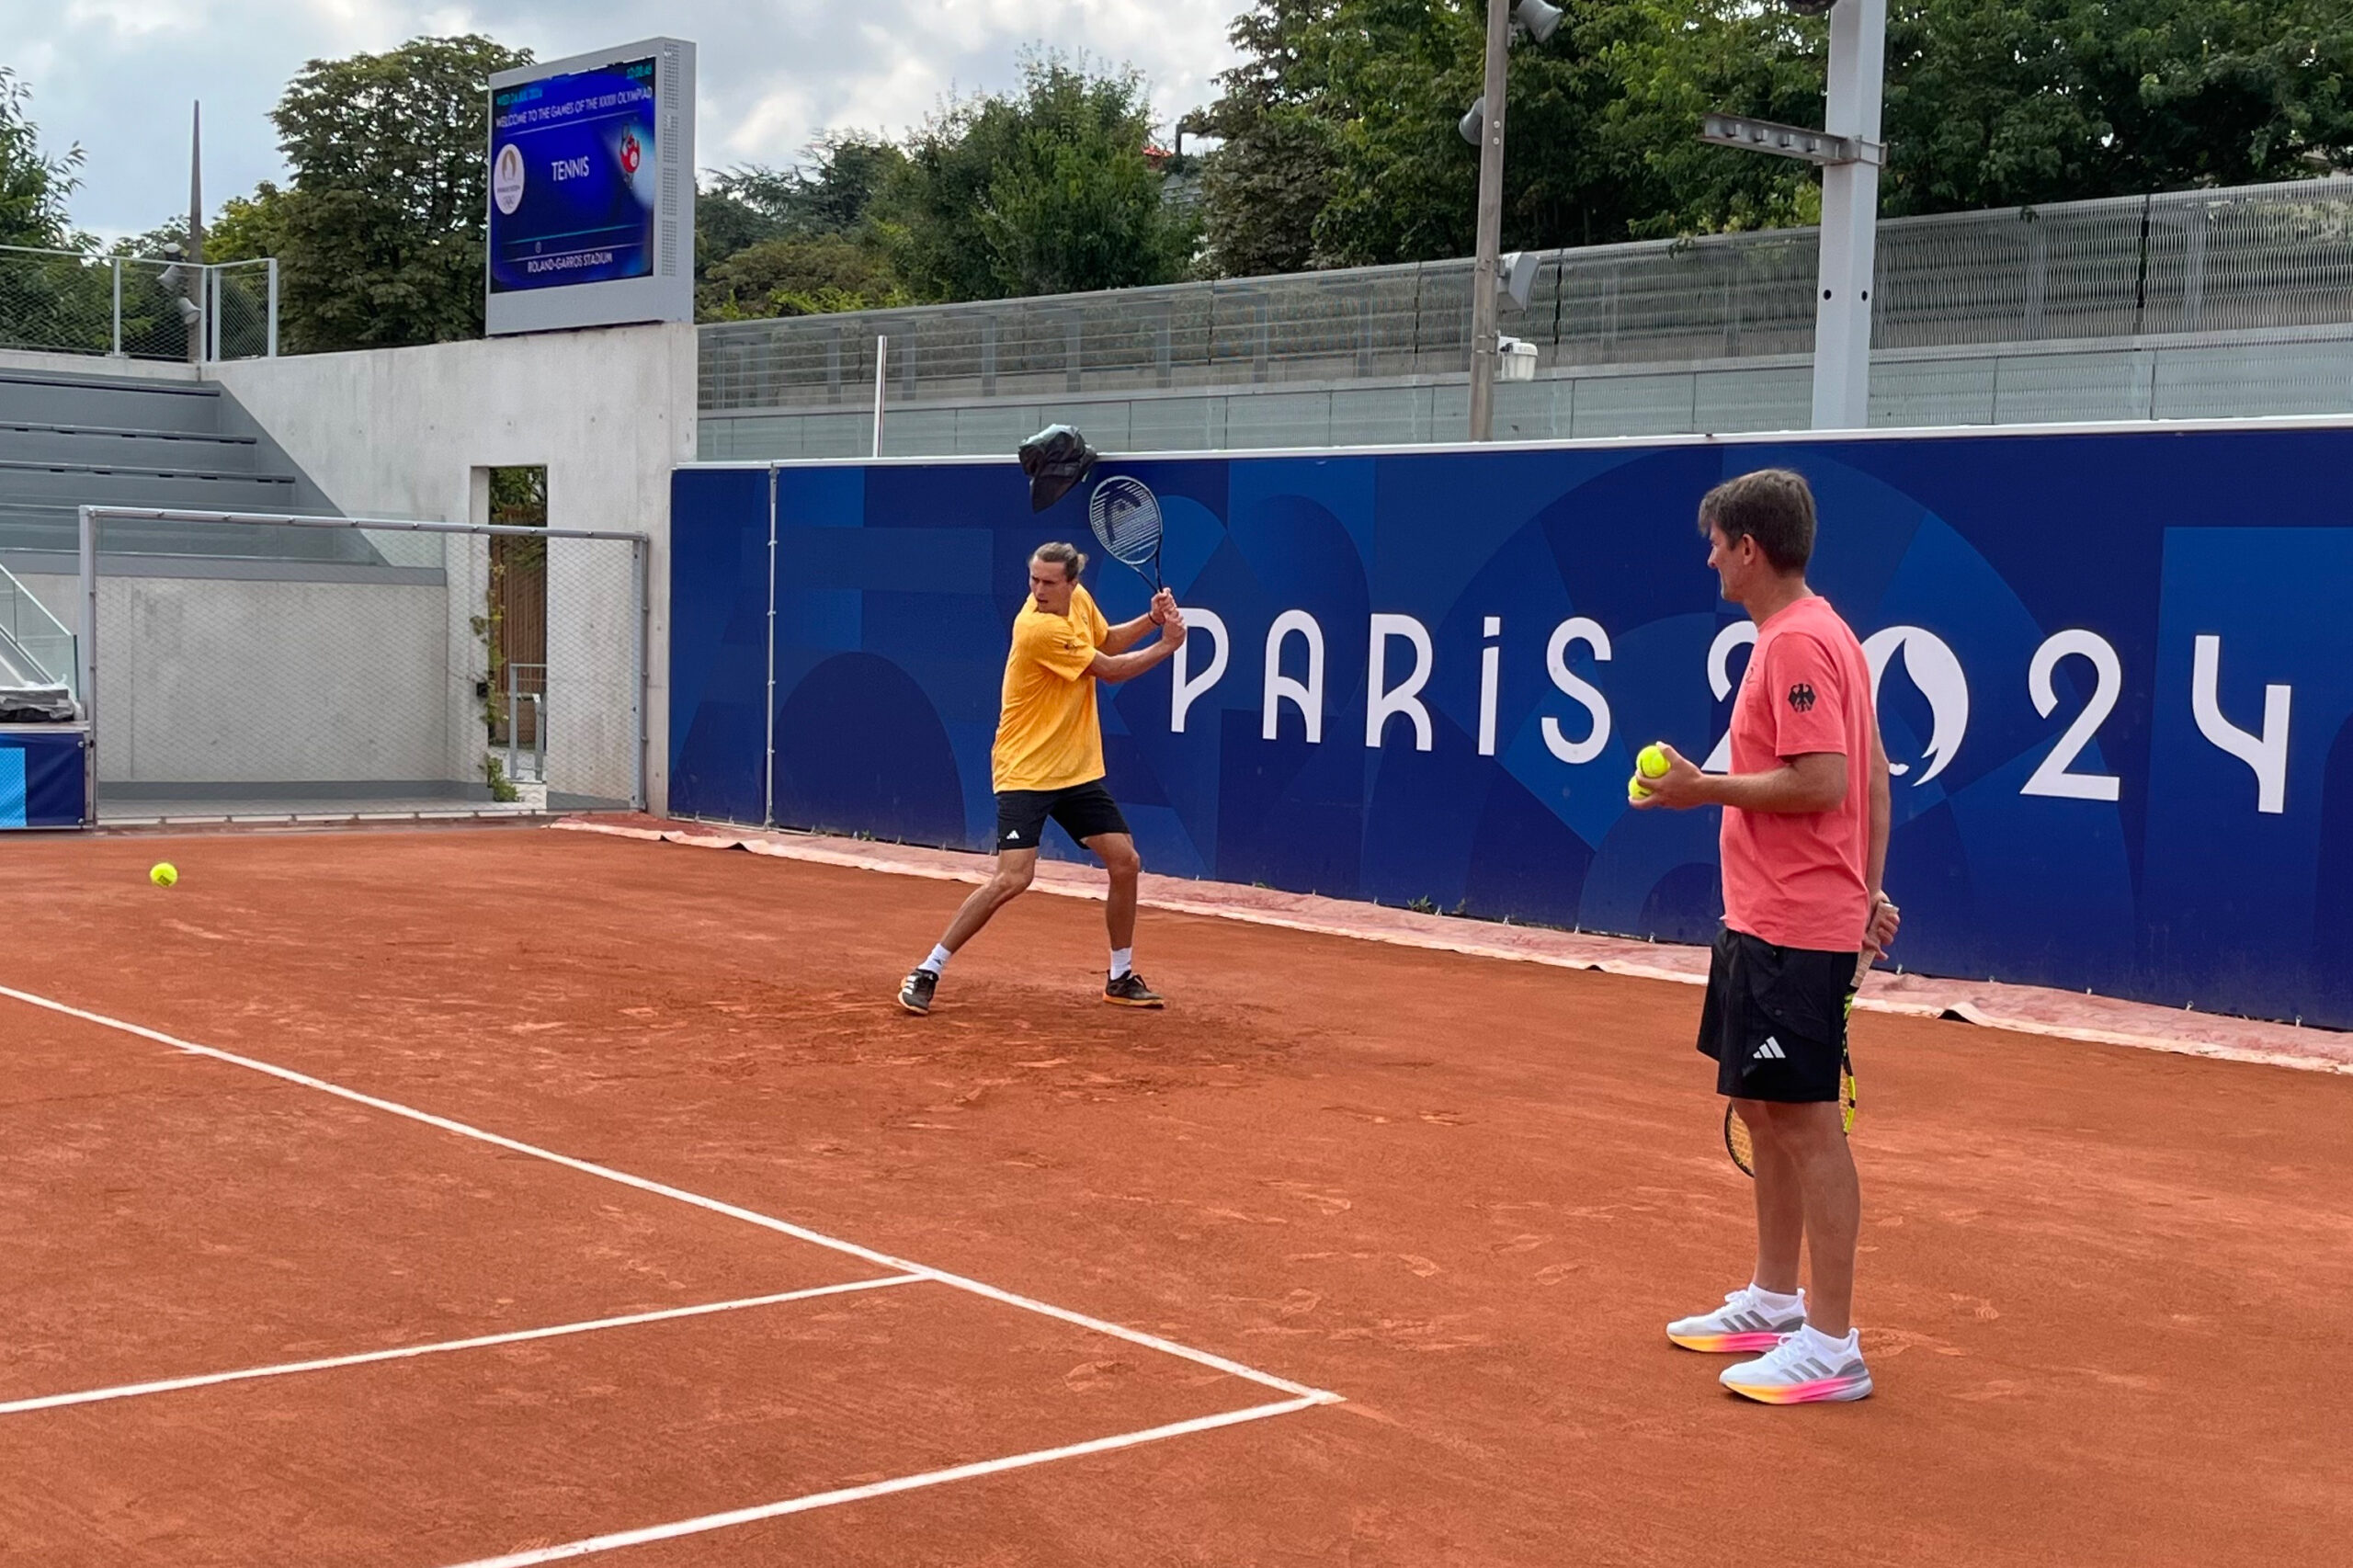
[149,862,178,888]
[1627,773,1653,803]
[1637,743,1672,779]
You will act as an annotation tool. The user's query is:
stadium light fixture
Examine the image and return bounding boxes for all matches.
[1499,250,1540,311]
[1698,112,1881,168]
[1459,96,1488,147]
[1513,0,1565,44]
[153,243,205,334]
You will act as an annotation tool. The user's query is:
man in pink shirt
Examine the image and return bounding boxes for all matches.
[1631,468,1899,1404]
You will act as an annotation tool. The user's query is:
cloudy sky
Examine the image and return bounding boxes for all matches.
[3,0,1245,240]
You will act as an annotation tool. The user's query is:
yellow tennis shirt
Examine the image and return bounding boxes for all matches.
[991,586,1110,793]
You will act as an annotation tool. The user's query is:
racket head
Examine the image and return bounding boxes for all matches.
[1086,475,1165,585]
[1725,1053,1857,1178]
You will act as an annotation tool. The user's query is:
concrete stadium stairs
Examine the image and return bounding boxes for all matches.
[0,366,363,563]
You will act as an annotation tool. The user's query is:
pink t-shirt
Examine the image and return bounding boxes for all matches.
[1719,595,1876,952]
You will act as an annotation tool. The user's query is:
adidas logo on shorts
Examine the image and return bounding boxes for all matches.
[1751,1037,1787,1062]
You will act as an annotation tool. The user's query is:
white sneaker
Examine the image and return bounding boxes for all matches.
[1720,1328,1872,1403]
[1666,1286,1806,1354]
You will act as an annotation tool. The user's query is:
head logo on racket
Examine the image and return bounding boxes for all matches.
[1086,475,1165,595]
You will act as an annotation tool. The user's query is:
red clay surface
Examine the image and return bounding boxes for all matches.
[594,814,2353,1073]
[3,824,2350,1566]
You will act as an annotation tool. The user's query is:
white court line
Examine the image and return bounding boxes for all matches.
[0,1275,924,1417]
[0,982,1341,1410]
[438,1394,1327,1568]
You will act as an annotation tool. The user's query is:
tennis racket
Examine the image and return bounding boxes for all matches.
[1726,978,1861,1178]
[1087,475,1165,595]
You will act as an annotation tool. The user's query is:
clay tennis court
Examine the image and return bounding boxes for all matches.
[3,823,2348,1566]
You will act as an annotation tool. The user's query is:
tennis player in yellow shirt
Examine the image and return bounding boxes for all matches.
[897,540,1188,1015]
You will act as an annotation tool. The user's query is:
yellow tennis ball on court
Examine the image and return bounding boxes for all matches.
[1637,743,1672,779]
[149,862,178,888]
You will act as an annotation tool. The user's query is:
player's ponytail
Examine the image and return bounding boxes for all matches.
[1033,540,1087,581]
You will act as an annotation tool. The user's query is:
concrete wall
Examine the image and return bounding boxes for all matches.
[0,347,203,382]
[210,323,696,811]
[18,567,454,787]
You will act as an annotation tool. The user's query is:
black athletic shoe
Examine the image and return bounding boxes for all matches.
[898,968,938,1015]
[1103,971,1164,1008]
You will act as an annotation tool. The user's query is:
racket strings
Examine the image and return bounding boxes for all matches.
[1088,480,1164,570]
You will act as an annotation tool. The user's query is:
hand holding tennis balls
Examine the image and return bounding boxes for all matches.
[1626,742,1699,809]
[1626,743,1667,804]
[150,862,178,888]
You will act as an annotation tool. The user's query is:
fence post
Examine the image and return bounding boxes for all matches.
[267,259,279,358]
[632,536,651,812]
[109,260,122,357]
[764,465,779,828]
[77,506,98,825]
[871,335,888,458]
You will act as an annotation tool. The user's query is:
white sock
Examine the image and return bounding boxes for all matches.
[1749,1283,1804,1315]
[1795,1323,1856,1358]
[1109,947,1134,980]
[920,945,952,975]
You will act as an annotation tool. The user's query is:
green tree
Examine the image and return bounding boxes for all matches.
[699,233,908,318]
[267,35,531,352]
[878,54,1199,301]
[1881,0,2353,214]
[204,182,293,264]
[1191,1,1346,275]
[1198,0,1711,267]
[699,135,904,270]
[0,66,84,249]
[1195,0,2353,273]
[695,133,905,318]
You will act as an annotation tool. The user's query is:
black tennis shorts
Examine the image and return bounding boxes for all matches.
[994,779,1131,853]
[1697,926,1858,1103]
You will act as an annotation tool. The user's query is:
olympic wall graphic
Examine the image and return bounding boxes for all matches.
[669,426,2353,1028]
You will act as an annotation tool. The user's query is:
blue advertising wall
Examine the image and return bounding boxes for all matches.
[0,729,87,829]
[670,426,2353,1028]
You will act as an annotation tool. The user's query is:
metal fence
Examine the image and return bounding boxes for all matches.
[701,177,2353,415]
[71,507,646,824]
[0,246,278,362]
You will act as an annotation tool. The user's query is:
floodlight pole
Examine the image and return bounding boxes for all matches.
[186,102,205,365]
[1466,0,1511,443]
[1813,0,1886,428]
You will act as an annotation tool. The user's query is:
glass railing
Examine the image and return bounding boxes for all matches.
[0,562,75,699]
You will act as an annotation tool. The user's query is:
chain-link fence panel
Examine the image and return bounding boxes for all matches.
[0,246,277,362]
[210,260,277,360]
[74,510,644,824]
